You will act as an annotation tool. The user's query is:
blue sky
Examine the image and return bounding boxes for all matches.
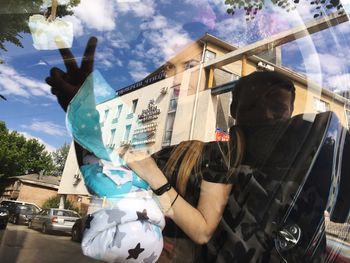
[1,0,350,152]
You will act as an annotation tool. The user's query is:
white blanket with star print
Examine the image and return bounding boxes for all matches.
[82,192,165,263]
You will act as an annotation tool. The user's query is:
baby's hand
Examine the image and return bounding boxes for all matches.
[46,37,97,111]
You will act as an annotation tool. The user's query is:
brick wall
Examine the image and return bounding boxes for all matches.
[17,183,58,207]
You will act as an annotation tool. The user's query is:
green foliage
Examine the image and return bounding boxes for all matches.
[0,121,55,177]
[41,195,80,214]
[225,0,344,21]
[51,142,70,176]
[0,0,80,52]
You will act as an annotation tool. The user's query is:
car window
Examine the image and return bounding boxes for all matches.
[63,210,80,217]
[0,1,349,262]
[53,210,79,217]
[39,209,49,216]
[27,204,40,213]
[54,210,64,216]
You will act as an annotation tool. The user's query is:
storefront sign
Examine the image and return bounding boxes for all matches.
[138,100,161,122]
[117,71,166,96]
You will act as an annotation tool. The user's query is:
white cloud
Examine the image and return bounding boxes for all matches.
[105,31,131,49]
[328,74,350,92]
[18,131,56,153]
[95,47,122,69]
[116,0,155,17]
[140,15,167,30]
[135,15,192,65]
[213,17,256,46]
[62,15,84,37]
[73,0,116,31]
[128,60,149,81]
[0,64,52,98]
[21,120,67,137]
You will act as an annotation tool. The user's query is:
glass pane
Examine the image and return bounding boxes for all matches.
[1,0,350,262]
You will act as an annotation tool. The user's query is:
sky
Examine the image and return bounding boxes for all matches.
[0,0,350,152]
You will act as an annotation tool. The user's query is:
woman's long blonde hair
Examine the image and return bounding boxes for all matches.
[163,127,245,196]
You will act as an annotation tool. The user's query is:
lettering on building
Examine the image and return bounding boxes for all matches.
[138,100,161,122]
[117,71,166,96]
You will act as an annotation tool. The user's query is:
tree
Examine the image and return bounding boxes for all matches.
[0,121,54,178]
[0,0,80,52]
[225,0,344,21]
[41,195,80,214]
[51,142,70,176]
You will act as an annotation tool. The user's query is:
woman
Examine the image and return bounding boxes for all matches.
[123,71,296,262]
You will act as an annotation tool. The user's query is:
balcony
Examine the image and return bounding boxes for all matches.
[126,113,134,119]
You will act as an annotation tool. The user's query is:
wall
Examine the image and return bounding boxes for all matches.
[17,183,57,207]
[58,142,90,196]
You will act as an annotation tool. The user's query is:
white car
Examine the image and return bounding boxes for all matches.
[28,208,81,234]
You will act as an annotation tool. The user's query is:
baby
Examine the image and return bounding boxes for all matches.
[66,71,165,263]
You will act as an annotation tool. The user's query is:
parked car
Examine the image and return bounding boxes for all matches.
[71,215,91,242]
[0,206,9,229]
[0,200,41,225]
[28,208,81,234]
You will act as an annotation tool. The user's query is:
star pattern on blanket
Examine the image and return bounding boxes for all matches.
[136,209,149,221]
[143,221,153,232]
[105,208,127,224]
[126,243,145,260]
[84,214,94,229]
[111,225,127,248]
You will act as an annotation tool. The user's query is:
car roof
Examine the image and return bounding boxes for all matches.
[1,200,40,208]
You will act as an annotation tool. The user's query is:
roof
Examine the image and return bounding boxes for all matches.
[8,174,61,190]
[138,33,237,82]
[119,32,350,106]
[200,33,238,52]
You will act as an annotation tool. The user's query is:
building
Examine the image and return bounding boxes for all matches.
[58,33,350,205]
[0,174,60,207]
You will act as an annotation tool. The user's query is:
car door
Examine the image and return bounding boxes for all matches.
[32,209,48,228]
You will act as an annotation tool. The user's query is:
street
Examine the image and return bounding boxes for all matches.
[0,224,100,263]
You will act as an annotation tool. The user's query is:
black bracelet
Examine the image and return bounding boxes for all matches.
[152,182,171,196]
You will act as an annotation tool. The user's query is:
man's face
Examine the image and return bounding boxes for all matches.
[263,88,293,121]
[236,88,294,125]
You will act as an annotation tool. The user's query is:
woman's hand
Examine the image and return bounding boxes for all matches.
[118,147,168,189]
[46,37,97,111]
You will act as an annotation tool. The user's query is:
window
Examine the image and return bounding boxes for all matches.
[4,1,350,261]
[162,112,176,146]
[169,87,180,112]
[124,125,132,142]
[103,109,109,121]
[114,105,123,119]
[127,100,138,119]
[313,98,330,113]
[109,128,116,145]
[131,99,138,113]
[162,87,180,146]
[204,50,216,62]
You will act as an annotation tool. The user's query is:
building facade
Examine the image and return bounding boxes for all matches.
[58,33,350,202]
[1,174,60,207]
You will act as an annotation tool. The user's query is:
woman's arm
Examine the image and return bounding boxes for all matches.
[123,151,232,244]
[166,181,231,244]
